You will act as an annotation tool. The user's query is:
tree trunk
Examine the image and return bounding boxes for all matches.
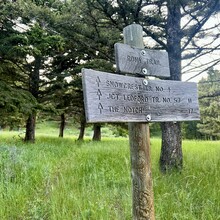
[24,114,36,143]
[92,124,101,141]
[77,119,86,140]
[24,55,41,143]
[59,113,65,138]
[1,124,7,130]
[160,122,182,172]
[160,2,182,172]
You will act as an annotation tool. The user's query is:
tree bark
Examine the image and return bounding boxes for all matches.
[160,122,182,172]
[92,124,101,141]
[24,114,36,143]
[59,113,65,138]
[129,123,155,219]
[77,119,86,140]
[160,2,183,172]
[24,55,41,142]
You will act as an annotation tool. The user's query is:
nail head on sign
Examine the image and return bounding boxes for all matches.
[143,79,148,85]
[146,114,151,122]
[141,50,146,56]
[142,68,148,75]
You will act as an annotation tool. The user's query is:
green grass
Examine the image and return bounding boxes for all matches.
[0,132,220,219]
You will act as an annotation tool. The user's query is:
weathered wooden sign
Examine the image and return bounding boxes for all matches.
[115,43,170,78]
[82,68,200,123]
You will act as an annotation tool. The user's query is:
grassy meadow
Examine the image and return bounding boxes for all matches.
[0,124,220,219]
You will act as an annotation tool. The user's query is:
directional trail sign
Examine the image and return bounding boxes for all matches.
[82,68,200,123]
[82,24,201,220]
[115,43,170,78]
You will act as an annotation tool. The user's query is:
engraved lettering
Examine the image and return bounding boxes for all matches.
[106,80,153,91]
[162,97,171,103]
[144,85,153,91]
[128,83,134,90]
[106,80,124,88]
[155,86,163,92]
[145,59,161,65]
[123,106,144,114]
[127,55,142,63]
[108,106,119,112]
[174,97,181,103]
[107,93,120,100]
[97,89,102,100]
[189,108,194,114]
[96,76,101,87]
[123,94,149,103]
[152,97,160,103]
[118,82,123,88]
[98,103,103,114]
[188,98,192,103]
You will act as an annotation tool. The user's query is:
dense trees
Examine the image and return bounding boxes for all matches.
[0,0,118,141]
[0,81,37,129]
[0,1,37,130]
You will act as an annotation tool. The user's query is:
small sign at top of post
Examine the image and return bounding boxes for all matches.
[115,43,170,78]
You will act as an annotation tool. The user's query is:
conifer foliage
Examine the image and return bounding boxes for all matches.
[198,69,220,140]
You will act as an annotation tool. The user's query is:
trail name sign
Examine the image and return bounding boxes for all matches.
[115,43,170,77]
[82,68,200,123]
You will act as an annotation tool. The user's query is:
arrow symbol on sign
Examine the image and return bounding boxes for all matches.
[98,103,103,114]
[96,76,101,87]
[97,89,102,100]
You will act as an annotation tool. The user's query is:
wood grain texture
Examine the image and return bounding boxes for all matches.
[128,123,155,220]
[115,43,170,78]
[82,68,200,123]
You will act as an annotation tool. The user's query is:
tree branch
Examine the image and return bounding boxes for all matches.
[185,59,220,81]
[199,91,220,99]
[181,0,220,51]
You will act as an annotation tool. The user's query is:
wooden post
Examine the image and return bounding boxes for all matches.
[124,24,155,220]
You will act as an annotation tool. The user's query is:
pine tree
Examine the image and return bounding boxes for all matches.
[198,69,220,140]
[0,1,37,129]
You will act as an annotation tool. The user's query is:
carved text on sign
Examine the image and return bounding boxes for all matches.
[127,55,161,66]
[82,68,200,123]
[115,43,170,77]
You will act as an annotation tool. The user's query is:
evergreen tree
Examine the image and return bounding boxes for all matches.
[0,81,37,129]
[46,0,119,139]
[198,69,220,140]
[0,1,37,129]
[182,121,202,139]
[23,23,64,142]
[1,0,65,141]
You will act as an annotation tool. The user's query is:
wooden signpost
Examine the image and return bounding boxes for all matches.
[82,24,200,220]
